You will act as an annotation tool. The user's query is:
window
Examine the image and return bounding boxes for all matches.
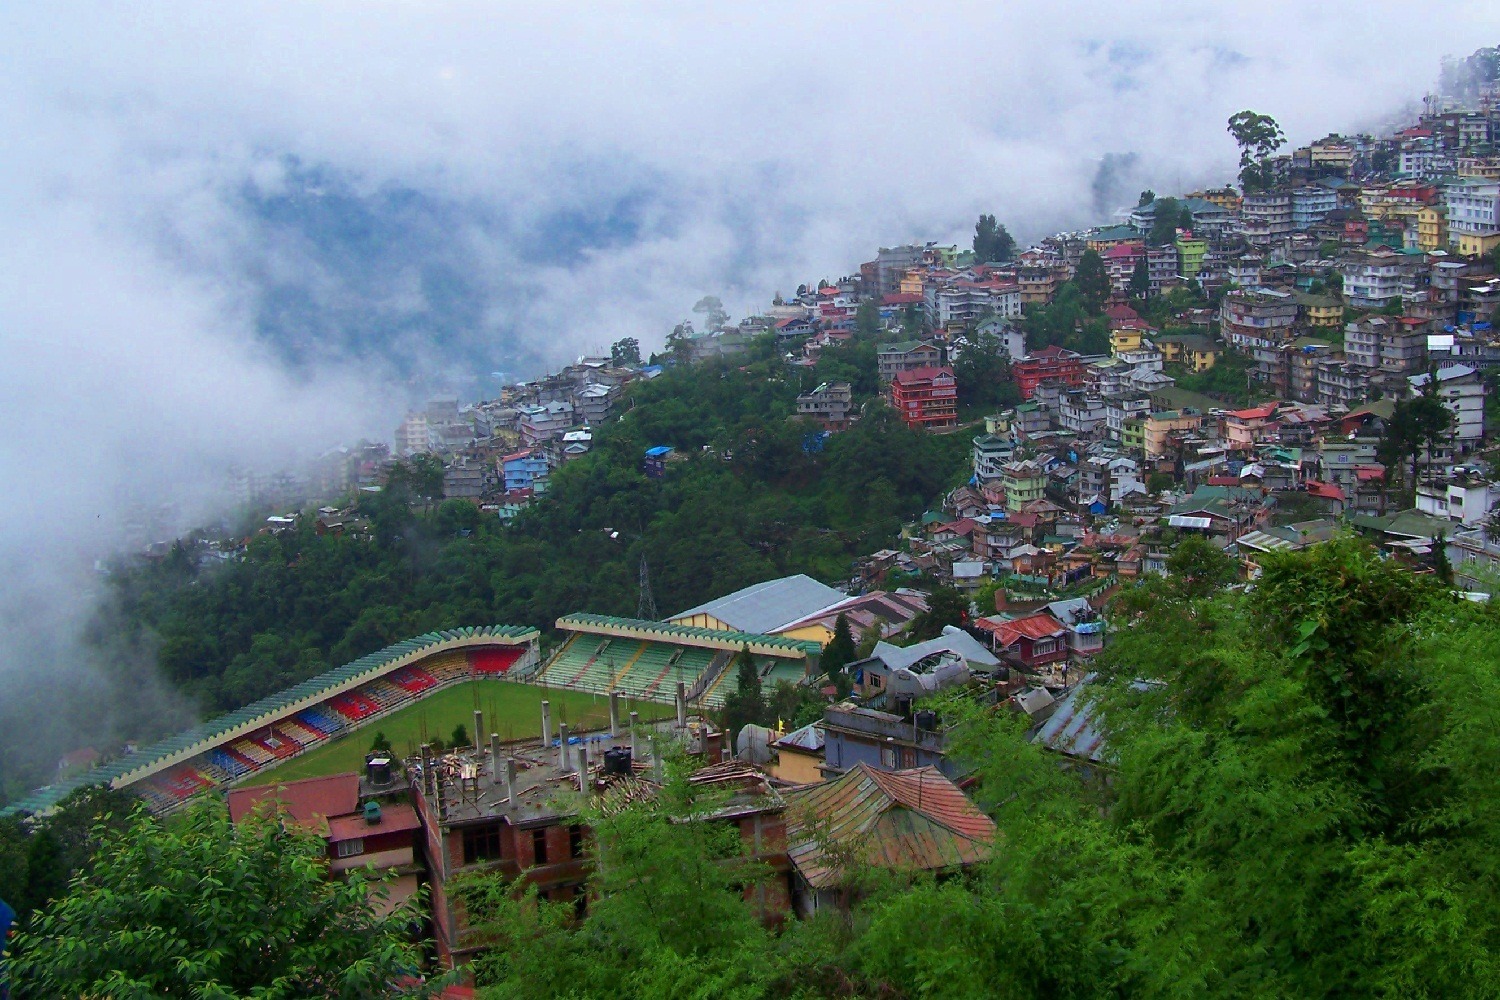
[569,824,585,859]
[532,827,550,865]
[336,838,364,858]
[462,823,504,865]
[880,745,897,768]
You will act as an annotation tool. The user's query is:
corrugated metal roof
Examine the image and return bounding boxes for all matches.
[671,574,846,635]
[784,764,995,889]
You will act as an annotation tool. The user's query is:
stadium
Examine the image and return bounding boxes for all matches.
[3,596,824,818]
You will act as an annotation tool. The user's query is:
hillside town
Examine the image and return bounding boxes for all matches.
[18,70,1500,999]
[252,93,1500,608]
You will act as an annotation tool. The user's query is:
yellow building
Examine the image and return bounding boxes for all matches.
[1456,231,1500,259]
[1109,326,1146,355]
[1175,235,1207,279]
[1157,335,1220,371]
[1417,206,1448,252]
[1188,187,1241,213]
[767,723,824,785]
[899,269,926,296]
[1294,293,1343,329]
[1458,157,1500,180]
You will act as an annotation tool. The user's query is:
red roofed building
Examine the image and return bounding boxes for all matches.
[975,612,1070,670]
[1103,241,1147,292]
[1222,402,1280,449]
[1013,346,1086,399]
[890,365,958,430]
[229,773,422,915]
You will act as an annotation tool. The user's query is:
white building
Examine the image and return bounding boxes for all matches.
[1408,364,1486,447]
[1444,178,1500,249]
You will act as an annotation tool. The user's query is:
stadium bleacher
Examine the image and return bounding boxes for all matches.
[296,707,344,737]
[470,647,523,675]
[389,665,438,694]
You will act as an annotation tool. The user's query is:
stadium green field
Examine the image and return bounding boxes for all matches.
[240,680,674,786]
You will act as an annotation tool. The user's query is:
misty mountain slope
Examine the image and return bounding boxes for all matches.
[234,159,665,380]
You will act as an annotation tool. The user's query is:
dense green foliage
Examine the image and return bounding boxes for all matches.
[448,539,1500,998]
[95,348,969,720]
[1021,282,1110,355]
[0,784,137,926]
[1165,347,1263,405]
[972,214,1016,264]
[8,802,432,997]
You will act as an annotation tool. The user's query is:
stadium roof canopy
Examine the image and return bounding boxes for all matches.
[671,574,845,634]
[557,613,821,657]
[2,624,538,818]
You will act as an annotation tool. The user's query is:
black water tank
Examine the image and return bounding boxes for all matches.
[366,755,393,786]
[602,747,633,777]
[915,709,938,733]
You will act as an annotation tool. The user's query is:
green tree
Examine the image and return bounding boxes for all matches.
[1138,188,1156,207]
[952,326,1021,411]
[721,645,767,742]
[907,585,970,642]
[973,214,1017,264]
[1128,258,1151,300]
[1164,535,1239,599]
[821,613,856,688]
[1074,249,1111,314]
[451,722,471,749]
[370,730,393,754]
[610,336,642,366]
[1148,196,1191,246]
[8,803,431,998]
[1227,109,1286,193]
[853,298,882,341]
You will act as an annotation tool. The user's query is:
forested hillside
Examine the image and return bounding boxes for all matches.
[98,337,970,718]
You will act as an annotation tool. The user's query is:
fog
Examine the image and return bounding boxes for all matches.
[1,3,1497,789]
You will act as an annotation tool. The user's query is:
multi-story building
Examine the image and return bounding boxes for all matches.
[1103,241,1147,293]
[1294,292,1342,330]
[874,244,925,298]
[1013,346,1087,399]
[501,449,551,493]
[1409,364,1486,448]
[1219,288,1299,349]
[1175,234,1207,278]
[573,382,621,426]
[890,366,958,430]
[1291,186,1339,230]
[1142,408,1204,459]
[796,381,854,430]
[1146,244,1178,295]
[972,433,1014,482]
[1444,178,1500,258]
[394,411,432,457]
[518,400,576,446]
[408,702,789,968]
[1000,459,1048,513]
[1240,191,1293,244]
[1016,264,1067,305]
[1417,205,1449,252]
[924,278,1021,335]
[1340,249,1406,309]
[1156,334,1220,371]
[1315,358,1380,408]
[1343,315,1428,388]
[1104,394,1153,441]
[1058,390,1107,435]
[876,340,943,382]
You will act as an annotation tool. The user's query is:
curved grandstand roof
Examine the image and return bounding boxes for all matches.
[557,613,821,656]
[2,624,538,818]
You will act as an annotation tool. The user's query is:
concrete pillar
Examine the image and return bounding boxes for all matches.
[608,691,621,737]
[558,723,571,772]
[489,733,502,786]
[628,711,640,763]
[541,700,552,747]
[504,757,516,803]
[675,681,687,728]
[473,710,484,749]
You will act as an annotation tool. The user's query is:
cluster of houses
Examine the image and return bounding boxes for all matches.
[390,358,664,519]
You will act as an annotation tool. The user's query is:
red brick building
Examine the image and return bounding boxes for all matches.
[410,696,792,969]
[1013,346,1086,399]
[890,365,958,429]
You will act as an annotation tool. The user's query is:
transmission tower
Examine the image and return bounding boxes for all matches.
[637,554,659,620]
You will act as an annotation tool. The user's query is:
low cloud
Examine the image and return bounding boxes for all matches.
[1,3,1497,783]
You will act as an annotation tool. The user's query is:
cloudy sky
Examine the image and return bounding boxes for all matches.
[1,3,1497,773]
